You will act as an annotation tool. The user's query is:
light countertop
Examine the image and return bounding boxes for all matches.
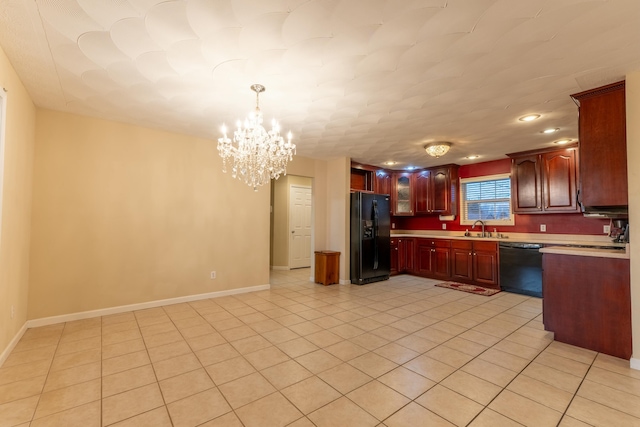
[539,245,630,259]
[391,230,626,248]
[391,230,630,258]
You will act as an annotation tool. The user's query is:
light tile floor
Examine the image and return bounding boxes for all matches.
[1,269,639,426]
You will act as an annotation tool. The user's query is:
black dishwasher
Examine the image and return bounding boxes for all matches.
[499,242,543,297]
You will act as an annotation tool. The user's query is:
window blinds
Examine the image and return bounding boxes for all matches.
[462,178,512,222]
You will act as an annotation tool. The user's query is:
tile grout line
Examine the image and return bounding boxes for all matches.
[8,272,639,426]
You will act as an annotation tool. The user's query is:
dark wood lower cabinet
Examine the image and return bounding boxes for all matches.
[451,241,473,282]
[432,246,451,280]
[416,239,451,279]
[542,254,631,359]
[397,238,415,274]
[416,242,433,276]
[394,238,497,288]
[390,238,399,275]
[449,240,499,289]
[472,241,499,289]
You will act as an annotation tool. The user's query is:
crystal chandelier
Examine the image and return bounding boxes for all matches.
[218,84,296,191]
[424,141,452,158]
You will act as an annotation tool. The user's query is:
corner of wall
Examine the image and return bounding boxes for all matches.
[626,71,640,366]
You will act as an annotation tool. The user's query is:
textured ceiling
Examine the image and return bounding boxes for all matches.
[1,0,639,169]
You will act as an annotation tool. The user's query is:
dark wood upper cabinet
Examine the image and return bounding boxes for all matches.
[571,81,627,208]
[357,164,458,217]
[509,146,579,214]
[413,165,458,216]
[374,170,392,196]
[431,167,454,214]
[414,170,431,214]
[511,155,542,212]
[350,162,375,192]
[542,150,578,211]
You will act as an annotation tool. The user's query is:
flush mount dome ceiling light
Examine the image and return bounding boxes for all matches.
[424,141,452,158]
[519,114,541,122]
[218,84,295,191]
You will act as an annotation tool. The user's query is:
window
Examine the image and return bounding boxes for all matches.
[460,173,514,225]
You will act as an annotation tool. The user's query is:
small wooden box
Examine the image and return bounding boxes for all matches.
[314,251,340,286]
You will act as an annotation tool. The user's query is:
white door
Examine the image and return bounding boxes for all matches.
[289,185,312,269]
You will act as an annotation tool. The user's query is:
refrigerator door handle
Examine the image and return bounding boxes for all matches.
[373,199,379,270]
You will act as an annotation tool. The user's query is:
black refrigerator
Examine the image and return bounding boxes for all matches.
[350,192,391,285]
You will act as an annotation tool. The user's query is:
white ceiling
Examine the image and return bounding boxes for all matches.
[1,0,639,169]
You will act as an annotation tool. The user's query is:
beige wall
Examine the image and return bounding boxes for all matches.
[627,71,640,366]
[325,158,351,282]
[282,156,350,282]
[28,110,270,319]
[271,175,312,268]
[0,47,37,355]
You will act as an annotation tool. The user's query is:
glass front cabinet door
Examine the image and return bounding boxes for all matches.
[393,173,414,215]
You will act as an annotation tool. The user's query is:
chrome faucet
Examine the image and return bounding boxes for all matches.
[472,220,486,237]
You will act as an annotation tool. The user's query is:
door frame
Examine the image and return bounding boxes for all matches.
[270,176,315,274]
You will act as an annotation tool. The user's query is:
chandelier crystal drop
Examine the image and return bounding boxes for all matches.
[424,141,452,158]
[218,84,296,191]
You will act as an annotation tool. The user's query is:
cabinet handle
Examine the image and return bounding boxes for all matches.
[469,253,472,255]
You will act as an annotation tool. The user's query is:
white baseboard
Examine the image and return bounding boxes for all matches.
[339,279,351,285]
[26,284,270,329]
[271,266,290,271]
[0,322,27,368]
[631,357,640,371]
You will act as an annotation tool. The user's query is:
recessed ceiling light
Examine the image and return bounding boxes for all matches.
[542,128,559,134]
[383,161,397,166]
[406,166,417,170]
[519,114,541,122]
[554,139,572,145]
[466,155,479,160]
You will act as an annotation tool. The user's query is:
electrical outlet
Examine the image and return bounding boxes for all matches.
[391,223,395,229]
[604,225,611,234]
[210,271,216,279]
[10,305,14,319]
[442,224,446,230]
[540,224,546,232]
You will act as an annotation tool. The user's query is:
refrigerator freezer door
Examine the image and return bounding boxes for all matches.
[350,192,391,285]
